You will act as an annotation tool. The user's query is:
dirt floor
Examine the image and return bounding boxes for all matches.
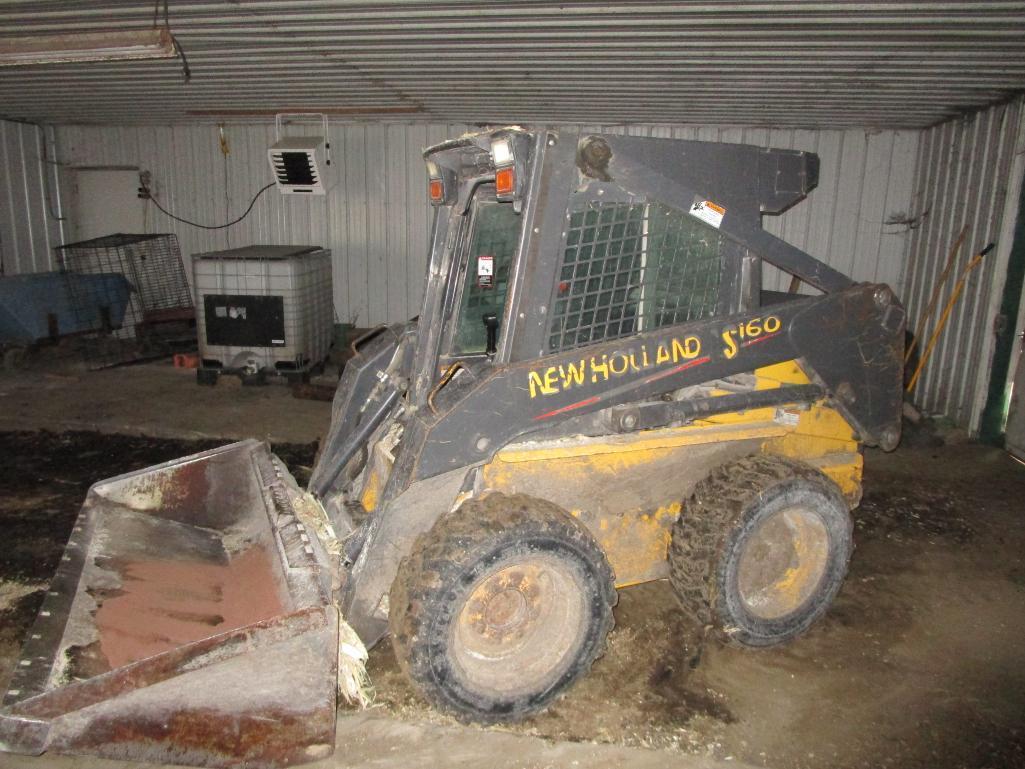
[364,440,1025,769]
[1,364,1024,769]
[0,360,332,444]
[1,424,1023,769]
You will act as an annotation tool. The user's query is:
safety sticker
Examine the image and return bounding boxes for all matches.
[774,407,801,427]
[689,200,726,229]
[477,254,494,288]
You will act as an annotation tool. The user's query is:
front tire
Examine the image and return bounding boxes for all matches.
[668,454,853,647]
[389,493,616,722]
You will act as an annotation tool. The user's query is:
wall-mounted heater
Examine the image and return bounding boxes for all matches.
[268,113,331,195]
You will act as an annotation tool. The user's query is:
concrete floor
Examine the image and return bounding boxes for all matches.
[0,361,331,444]
[0,713,757,769]
[0,363,748,769]
[1,362,1024,769]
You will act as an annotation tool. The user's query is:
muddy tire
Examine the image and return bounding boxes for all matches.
[389,492,616,722]
[668,454,853,647]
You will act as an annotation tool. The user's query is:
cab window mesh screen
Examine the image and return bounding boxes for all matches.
[642,203,725,328]
[547,199,724,353]
[547,203,644,352]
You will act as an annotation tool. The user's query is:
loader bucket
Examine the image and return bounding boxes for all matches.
[0,440,339,768]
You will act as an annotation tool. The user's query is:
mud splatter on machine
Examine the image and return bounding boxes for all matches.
[1,128,903,767]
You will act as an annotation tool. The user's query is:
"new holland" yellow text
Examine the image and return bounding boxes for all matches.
[528,335,702,398]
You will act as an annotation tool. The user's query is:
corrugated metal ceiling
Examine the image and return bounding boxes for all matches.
[1,1,1024,128]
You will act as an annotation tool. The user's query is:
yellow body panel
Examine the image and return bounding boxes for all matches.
[361,436,397,513]
[479,360,862,587]
[360,467,383,512]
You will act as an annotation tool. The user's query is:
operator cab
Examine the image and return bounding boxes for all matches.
[423,128,753,395]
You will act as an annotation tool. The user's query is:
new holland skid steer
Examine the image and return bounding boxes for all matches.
[0,128,904,767]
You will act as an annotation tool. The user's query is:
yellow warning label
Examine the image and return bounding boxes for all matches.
[690,199,726,228]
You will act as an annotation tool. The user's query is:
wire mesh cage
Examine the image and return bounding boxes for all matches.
[547,198,724,354]
[56,233,196,368]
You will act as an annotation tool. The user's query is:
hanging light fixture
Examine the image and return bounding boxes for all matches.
[0,28,176,66]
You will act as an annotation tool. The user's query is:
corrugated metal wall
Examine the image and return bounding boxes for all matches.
[0,119,64,276]
[55,122,465,326]
[9,111,1022,434]
[902,97,1025,430]
[54,122,919,330]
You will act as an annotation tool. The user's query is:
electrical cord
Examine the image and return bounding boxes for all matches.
[170,32,191,83]
[155,0,191,83]
[141,182,275,230]
[35,123,66,222]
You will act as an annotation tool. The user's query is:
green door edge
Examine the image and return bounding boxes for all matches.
[979,172,1025,445]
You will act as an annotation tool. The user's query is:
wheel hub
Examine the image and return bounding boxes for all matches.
[464,568,543,643]
[451,556,586,696]
[482,588,528,630]
[737,506,830,620]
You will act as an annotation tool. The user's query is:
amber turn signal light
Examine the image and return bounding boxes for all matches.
[429,178,444,203]
[495,167,515,195]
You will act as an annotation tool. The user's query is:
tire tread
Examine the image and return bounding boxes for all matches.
[667,454,846,644]
[389,492,616,721]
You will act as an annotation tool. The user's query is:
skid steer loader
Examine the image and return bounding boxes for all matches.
[0,128,904,767]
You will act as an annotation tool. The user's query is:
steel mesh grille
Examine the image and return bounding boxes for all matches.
[56,233,195,367]
[547,199,724,353]
[642,203,725,328]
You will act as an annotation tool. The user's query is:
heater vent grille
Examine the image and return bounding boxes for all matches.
[267,138,326,194]
[272,151,317,186]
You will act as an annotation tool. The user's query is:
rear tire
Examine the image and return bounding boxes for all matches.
[668,454,853,647]
[389,493,616,722]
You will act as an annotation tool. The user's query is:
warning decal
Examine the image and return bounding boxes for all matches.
[477,254,494,288]
[689,200,726,229]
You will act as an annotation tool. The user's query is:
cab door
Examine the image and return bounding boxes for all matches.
[444,186,522,358]
[1006,331,1025,460]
